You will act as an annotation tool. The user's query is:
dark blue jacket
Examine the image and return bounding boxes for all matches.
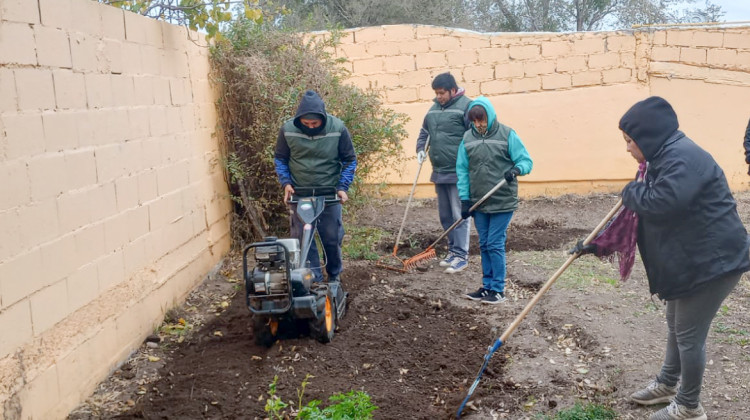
[620,97,750,300]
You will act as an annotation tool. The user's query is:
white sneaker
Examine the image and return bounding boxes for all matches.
[444,258,467,274]
[631,379,678,405]
[649,401,706,420]
[439,254,456,267]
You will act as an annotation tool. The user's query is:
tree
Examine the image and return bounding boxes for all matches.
[268,0,475,31]
[97,0,267,38]
[479,0,726,32]
[570,0,621,31]
[102,0,726,34]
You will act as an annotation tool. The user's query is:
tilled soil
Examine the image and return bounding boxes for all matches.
[69,193,750,419]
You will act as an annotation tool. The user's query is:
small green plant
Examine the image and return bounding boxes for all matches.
[537,402,617,419]
[405,235,421,249]
[298,390,377,419]
[342,225,389,260]
[265,376,289,419]
[158,317,192,338]
[265,375,378,419]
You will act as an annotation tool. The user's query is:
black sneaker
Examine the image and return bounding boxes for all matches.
[481,291,506,304]
[465,288,489,301]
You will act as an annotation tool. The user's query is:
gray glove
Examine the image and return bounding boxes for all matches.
[568,239,597,256]
[417,150,426,164]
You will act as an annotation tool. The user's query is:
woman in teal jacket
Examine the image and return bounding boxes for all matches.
[456,96,533,304]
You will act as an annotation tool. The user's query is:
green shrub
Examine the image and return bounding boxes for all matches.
[211,20,407,244]
[265,374,377,419]
[538,402,617,420]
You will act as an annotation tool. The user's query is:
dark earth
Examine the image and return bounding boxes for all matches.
[69,193,750,419]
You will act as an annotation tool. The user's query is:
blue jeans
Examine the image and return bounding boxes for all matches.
[435,183,470,260]
[473,211,513,294]
[290,203,344,282]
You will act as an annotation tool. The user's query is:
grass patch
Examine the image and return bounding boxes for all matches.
[537,402,617,419]
[342,225,390,260]
[714,321,750,345]
[513,250,620,289]
[632,301,661,317]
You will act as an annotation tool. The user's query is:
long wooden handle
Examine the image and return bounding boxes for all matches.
[393,136,430,254]
[425,178,509,251]
[499,198,623,343]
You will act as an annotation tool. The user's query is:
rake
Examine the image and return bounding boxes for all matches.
[402,178,509,271]
[376,137,430,273]
[455,198,624,418]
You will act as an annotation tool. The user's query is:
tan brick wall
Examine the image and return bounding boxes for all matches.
[332,24,750,197]
[0,1,231,418]
[338,26,639,103]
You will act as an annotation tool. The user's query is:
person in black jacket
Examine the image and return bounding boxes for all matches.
[743,118,750,174]
[587,97,750,420]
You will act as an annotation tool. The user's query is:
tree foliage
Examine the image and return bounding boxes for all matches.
[98,0,272,38]
[102,0,726,34]
[211,19,407,241]
[273,0,725,32]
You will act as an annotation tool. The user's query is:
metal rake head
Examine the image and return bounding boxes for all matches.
[375,254,409,273]
[403,248,437,271]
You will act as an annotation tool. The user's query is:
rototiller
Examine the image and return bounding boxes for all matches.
[243,187,347,347]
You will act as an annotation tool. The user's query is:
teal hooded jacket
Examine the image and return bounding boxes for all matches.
[456,96,533,213]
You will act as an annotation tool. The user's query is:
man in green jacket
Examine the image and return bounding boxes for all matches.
[274,90,358,283]
[415,73,472,274]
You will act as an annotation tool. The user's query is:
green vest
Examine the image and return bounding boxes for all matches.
[463,122,519,213]
[282,115,345,188]
[425,95,471,173]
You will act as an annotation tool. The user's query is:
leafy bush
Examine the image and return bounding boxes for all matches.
[211,19,407,244]
[265,375,377,419]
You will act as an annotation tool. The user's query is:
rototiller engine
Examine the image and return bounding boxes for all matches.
[243,187,347,347]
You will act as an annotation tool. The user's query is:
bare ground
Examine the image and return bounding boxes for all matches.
[68,193,750,419]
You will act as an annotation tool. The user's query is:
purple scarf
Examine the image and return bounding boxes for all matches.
[590,162,646,281]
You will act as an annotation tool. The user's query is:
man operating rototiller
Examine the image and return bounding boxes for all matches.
[243,90,357,347]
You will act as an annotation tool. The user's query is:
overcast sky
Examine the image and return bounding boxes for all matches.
[710,0,750,22]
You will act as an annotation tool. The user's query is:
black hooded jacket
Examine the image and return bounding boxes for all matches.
[620,97,750,300]
[292,90,328,136]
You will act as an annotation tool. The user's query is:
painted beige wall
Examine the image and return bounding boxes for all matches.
[0,0,231,418]
[330,25,750,197]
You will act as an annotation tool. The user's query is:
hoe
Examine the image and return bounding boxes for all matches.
[243,187,347,347]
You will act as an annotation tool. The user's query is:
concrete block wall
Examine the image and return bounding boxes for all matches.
[646,27,750,191]
[648,27,750,85]
[337,26,637,104]
[328,24,750,197]
[0,0,232,418]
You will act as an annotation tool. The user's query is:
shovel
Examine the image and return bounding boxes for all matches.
[403,178,509,270]
[455,198,624,418]
[376,136,431,273]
